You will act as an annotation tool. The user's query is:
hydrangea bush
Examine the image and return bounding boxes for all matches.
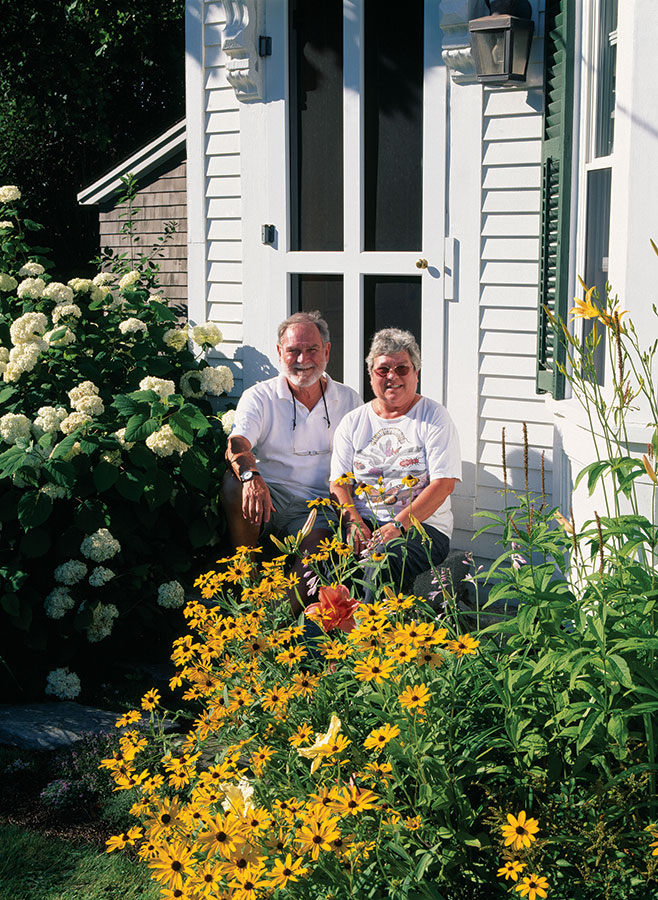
[0,186,234,699]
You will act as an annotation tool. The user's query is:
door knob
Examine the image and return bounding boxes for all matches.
[416,258,428,269]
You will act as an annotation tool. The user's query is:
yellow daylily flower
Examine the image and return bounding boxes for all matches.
[297,714,342,773]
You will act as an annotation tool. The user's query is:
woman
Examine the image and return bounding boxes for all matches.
[330,328,461,590]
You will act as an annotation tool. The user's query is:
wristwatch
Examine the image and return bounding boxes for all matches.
[239,469,260,483]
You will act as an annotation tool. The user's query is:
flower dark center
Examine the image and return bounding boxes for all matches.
[171,861,182,872]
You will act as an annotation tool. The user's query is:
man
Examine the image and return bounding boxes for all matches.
[222,311,361,606]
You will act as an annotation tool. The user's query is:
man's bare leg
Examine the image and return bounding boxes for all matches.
[220,470,261,548]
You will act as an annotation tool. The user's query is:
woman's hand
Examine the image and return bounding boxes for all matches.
[369,521,403,548]
[346,518,372,554]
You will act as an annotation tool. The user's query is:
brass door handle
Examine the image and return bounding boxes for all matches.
[416,258,428,269]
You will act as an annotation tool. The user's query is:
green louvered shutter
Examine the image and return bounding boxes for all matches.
[536,0,575,397]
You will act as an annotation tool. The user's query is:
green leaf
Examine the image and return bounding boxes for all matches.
[0,386,17,404]
[50,435,78,460]
[112,394,139,416]
[606,653,634,689]
[0,446,29,478]
[124,414,158,442]
[169,413,194,445]
[1,593,20,616]
[42,459,77,488]
[116,471,145,502]
[93,461,120,492]
[144,469,173,510]
[180,449,210,490]
[17,491,53,529]
[188,518,213,548]
[576,708,603,752]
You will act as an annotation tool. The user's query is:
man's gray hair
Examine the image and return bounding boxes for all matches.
[277,310,330,346]
[366,328,422,373]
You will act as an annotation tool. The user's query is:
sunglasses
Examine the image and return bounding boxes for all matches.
[373,364,413,377]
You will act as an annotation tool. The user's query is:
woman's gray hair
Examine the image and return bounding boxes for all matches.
[277,311,330,346]
[366,328,421,373]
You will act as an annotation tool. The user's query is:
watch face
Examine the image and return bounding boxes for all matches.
[241,470,255,483]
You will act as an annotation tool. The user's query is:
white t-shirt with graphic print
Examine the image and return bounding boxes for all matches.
[330,397,461,538]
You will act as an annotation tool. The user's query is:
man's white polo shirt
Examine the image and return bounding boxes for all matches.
[231,374,361,500]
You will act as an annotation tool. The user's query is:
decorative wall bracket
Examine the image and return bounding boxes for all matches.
[220,0,264,101]
[439,0,490,84]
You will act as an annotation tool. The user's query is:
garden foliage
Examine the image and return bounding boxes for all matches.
[0,186,233,699]
[100,279,658,899]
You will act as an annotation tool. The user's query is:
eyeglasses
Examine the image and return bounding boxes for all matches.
[373,364,413,378]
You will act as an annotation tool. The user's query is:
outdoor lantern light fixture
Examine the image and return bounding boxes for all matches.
[469,0,534,85]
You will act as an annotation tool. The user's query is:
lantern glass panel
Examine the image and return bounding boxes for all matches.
[511,21,533,77]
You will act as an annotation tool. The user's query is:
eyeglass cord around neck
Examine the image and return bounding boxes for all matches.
[290,379,330,431]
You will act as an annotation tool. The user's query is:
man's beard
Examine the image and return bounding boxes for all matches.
[283,361,326,388]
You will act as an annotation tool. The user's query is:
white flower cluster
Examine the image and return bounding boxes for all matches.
[0,185,21,203]
[191,322,223,347]
[80,527,121,562]
[68,277,105,302]
[145,424,190,457]
[162,327,188,352]
[200,365,234,397]
[89,566,115,587]
[118,270,140,290]
[45,327,76,347]
[138,376,176,401]
[54,559,87,585]
[43,282,74,304]
[221,409,236,435]
[179,371,202,398]
[10,311,48,345]
[93,272,114,286]
[86,603,119,642]
[113,427,134,450]
[19,262,45,277]
[118,317,147,337]
[51,303,81,324]
[60,411,92,435]
[0,221,13,230]
[68,381,103,416]
[17,278,46,300]
[34,406,68,434]
[157,580,185,609]
[44,586,76,619]
[40,483,67,500]
[0,412,31,445]
[4,343,42,382]
[45,667,81,700]
[0,273,17,292]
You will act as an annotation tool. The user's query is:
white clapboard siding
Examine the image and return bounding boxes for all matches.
[198,1,244,389]
[475,80,554,560]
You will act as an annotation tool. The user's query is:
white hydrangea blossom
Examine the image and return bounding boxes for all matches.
[60,411,93,435]
[10,311,48,344]
[118,318,147,337]
[44,327,76,347]
[0,273,17,292]
[0,412,32,444]
[190,322,223,347]
[138,376,176,401]
[0,221,13,231]
[43,283,74,304]
[68,381,99,405]
[5,343,43,383]
[54,559,87,585]
[80,527,121,562]
[40,483,67,500]
[64,441,82,460]
[18,261,45,277]
[200,365,234,397]
[145,424,190,458]
[51,303,81,323]
[89,566,115,587]
[157,580,185,609]
[0,185,21,203]
[113,427,135,450]
[45,667,81,700]
[118,270,140,290]
[162,327,188,352]
[92,272,114,286]
[44,587,75,619]
[73,394,104,417]
[221,409,236,435]
[179,370,203,399]
[86,603,119,642]
[16,278,46,300]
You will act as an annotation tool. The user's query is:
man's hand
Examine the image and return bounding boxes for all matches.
[346,518,372,554]
[369,521,402,548]
[242,475,275,526]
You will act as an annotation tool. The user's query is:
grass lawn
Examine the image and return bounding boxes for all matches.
[0,824,159,900]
